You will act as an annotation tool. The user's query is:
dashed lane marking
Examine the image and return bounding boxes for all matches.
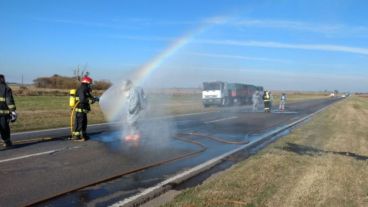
[0,146,80,164]
[272,111,299,114]
[205,116,238,124]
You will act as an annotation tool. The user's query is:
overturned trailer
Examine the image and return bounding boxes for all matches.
[202,81,263,107]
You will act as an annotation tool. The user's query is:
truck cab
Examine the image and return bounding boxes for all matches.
[202,81,262,107]
[202,81,228,107]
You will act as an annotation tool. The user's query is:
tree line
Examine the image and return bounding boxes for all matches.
[33,74,111,90]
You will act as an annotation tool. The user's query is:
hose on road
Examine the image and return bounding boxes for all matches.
[25,134,207,206]
[179,132,250,145]
[23,131,248,206]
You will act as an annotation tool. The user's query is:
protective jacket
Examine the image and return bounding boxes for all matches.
[0,83,16,115]
[263,91,271,101]
[126,87,144,125]
[73,83,97,140]
[262,91,272,112]
[76,83,94,113]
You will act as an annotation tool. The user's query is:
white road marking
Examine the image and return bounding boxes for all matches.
[205,116,238,124]
[0,146,80,164]
[12,122,113,136]
[272,111,298,114]
[0,150,57,163]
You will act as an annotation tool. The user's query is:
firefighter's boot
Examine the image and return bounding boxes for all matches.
[3,140,13,148]
[70,131,81,140]
[81,135,89,141]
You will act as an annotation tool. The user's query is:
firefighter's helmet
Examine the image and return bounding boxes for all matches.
[81,76,93,84]
[122,80,133,91]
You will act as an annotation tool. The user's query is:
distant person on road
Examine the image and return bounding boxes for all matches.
[123,80,146,141]
[279,93,287,112]
[252,91,259,111]
[72,76,99,141]
[0,74,17,148]
[263,90,271,113]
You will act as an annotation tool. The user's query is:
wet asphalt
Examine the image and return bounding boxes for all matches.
[0,98,340,207]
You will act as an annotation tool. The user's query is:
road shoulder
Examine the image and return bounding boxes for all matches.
[163,96,368,207]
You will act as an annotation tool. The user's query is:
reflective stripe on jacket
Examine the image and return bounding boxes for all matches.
[0,83,16,113]
[75,108,90,113]
[263,92,270,101]
[0,109,10,114]
[76,83,94,111]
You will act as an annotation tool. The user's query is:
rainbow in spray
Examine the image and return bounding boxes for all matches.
[131,25,210,85]
[99,17,227,122]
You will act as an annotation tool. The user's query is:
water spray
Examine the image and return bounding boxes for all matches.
[98,16,229,149]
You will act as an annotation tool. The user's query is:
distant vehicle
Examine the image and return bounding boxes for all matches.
[329,93,335,97]
[202,81,263,107]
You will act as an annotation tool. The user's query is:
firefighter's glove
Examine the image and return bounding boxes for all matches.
[91,97,99,104]
[94,97,100,103]
[10,111,17,123]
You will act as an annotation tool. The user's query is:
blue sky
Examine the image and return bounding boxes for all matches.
[0,0,367,91]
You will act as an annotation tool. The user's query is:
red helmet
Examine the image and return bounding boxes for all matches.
[81,76,93,84]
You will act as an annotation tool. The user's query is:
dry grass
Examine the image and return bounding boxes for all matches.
[165,96,368,207]
[10,85,106,96]
[272,92,330,106]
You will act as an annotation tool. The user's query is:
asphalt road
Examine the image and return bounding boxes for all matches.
[0,98,340,207]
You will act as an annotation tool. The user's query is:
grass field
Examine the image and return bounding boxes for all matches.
[10,94,213,132]
[11,96,106,132]
[10,92,329,132]
[271,92,329,106]
[164,96,368,207]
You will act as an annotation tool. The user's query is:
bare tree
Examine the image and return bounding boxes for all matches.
[73,64,90,82]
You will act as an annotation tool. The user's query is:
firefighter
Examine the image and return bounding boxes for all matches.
[263,90,271,112]
[123,80,145,141]
[0,74,17,148]
[72,76,99,141]
[279,93,287,112]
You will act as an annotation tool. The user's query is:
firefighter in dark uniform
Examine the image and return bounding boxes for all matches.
[72,76,99,141]
[263,90,271,113]
[0,74,17,148]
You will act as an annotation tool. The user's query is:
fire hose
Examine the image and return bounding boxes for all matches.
[24,134,207,206]
[25,132,249,206]
[70,101,80,137]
